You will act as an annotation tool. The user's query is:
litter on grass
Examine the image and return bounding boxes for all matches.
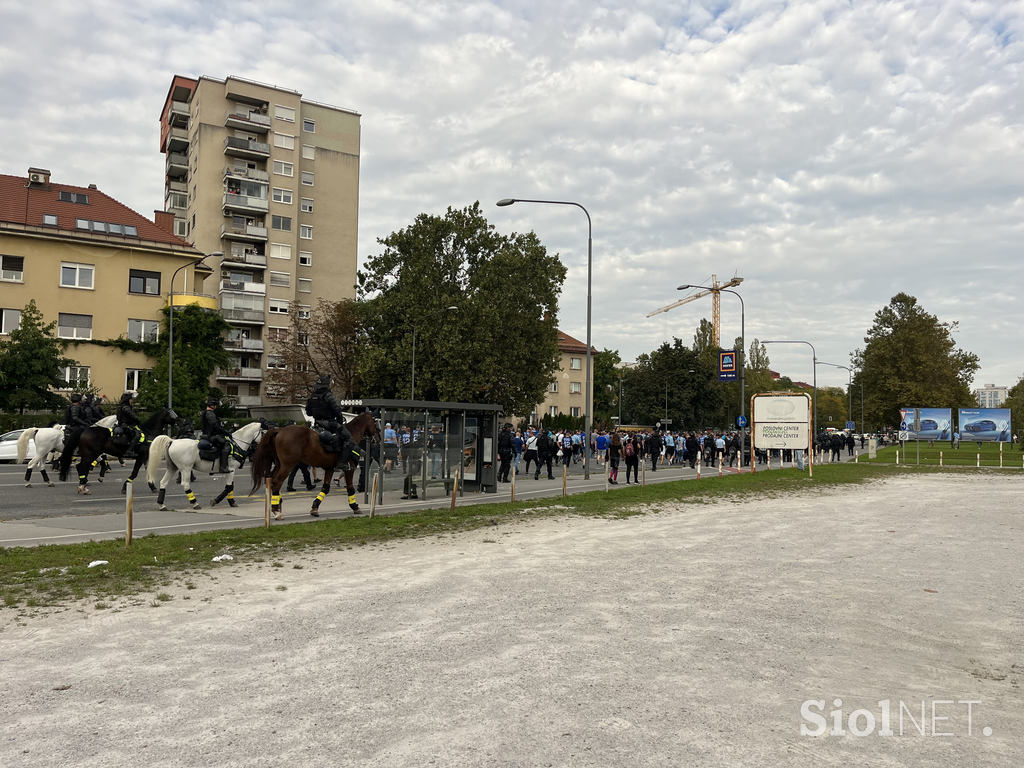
[212,555,234,562]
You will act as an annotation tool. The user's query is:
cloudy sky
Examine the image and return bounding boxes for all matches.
[1,0,1021,390]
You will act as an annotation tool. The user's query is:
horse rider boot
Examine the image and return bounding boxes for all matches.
[201,398,232,473]
[305,374,360,467]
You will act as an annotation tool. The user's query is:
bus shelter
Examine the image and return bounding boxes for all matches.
[337,399,503,505]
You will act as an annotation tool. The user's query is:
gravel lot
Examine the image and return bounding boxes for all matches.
[1,472,1021,767]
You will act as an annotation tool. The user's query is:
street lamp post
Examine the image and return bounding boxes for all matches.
[762,340,817,438]
[410,306,458,401]
[497,197,594,479]
[168,252,218,410]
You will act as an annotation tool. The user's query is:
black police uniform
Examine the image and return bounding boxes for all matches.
[497,425,513,482]
[116,393,143,451]
[201,405,232,472]
[306,378,358,467]
[62,395,91,456]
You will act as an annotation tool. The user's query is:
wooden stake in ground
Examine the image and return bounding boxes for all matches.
[369,473,378,518]
[510,462,516,503]
[264,478,271,528]
[450,469,460,510]
[642,457,646,487]
[940,451,943,468]
[125,479,134,547]
[604,455,609,492]
[696,456,701,480]
[562,461,567,498]
[718,452,723,478]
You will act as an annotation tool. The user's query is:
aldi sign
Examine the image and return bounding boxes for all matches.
[719,350,738,382]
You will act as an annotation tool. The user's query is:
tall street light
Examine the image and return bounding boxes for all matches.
[817,361,852,424]
[762,340,817,437]
[168,252,219,409]
[497,197,594,479]
[411,306,458,401]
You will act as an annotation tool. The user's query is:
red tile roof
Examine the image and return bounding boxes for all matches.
[0,172,197,251]
[557,329,597,354]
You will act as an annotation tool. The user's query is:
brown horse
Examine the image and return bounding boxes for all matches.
[249,411,379,519]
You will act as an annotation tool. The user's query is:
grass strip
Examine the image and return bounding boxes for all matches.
[857,442,1021,468]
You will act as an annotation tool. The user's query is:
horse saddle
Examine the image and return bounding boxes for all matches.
[318,430,341,453]
[198,438,244,466]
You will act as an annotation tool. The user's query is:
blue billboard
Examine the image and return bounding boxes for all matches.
[957,409,1012,442]
[899,408,952,440]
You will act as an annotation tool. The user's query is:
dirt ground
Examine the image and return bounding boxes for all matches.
[1,473,1021,767]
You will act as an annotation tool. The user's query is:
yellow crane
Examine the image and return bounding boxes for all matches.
[647,274,743,348]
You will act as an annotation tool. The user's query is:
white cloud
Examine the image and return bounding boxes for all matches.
[1,0,1021,390]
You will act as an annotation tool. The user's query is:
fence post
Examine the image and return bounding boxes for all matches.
[718,452,723,478]
[696,455,701,480]
[977,453,980,468]
[264,478,271,528]
[940,451,943,468]
[604,455,609,492]
[896,450,899,465]
[642,456,647,487]
[510,462,516,503]
[450,468,460,510]
[562,461,567,498]
[1000,443,1003,468]
[369,473,379,518]
[125,479,134,547]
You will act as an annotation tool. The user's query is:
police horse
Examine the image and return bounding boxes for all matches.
[147,421,268,510]
[249,412,379,520]
[17,425,66,487]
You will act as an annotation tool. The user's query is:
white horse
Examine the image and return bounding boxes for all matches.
[147,421,266,511]
[17,426,66,487]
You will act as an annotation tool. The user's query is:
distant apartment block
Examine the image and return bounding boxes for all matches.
[159,75,360,406]
[974,384,1009,408]
[529,330,595,423]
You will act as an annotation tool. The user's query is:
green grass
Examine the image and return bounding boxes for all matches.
[857,441,1021,468]
[0,460,1008,612]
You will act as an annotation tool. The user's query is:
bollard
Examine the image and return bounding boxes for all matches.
[604,456,609,492]
[450,469,460,510]
[510,464,516,503]
[896,450,899,465]
[125,478,134,547]
[369,473,379,518]
[718,452,723,478]
[1000,442,1003,468]
[940,451,943,468]
[696,456,701,480]
[642,457,647,487]
[264,478,271,528]
[977,453,980,468]
[855,453,859,464]
[562,461,567,498]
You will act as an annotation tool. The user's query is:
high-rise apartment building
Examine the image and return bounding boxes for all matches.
[158,75,360,406]
[974,384,1009,408]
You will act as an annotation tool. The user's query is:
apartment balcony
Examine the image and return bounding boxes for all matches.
[225,109,271,133]
[165,152,188,178]
[234,395,263,407]
[223,248,267,268]
[223,337,265,353]
[220,280,267,295]
[167,100,189,128]
[169,292,218,311]
[220,308,265,325]
[166,126,189,153]
[224,165,269,183]
[223,193,269,215]
[216,367,264,382]
[221,223,268,243]
[224,136,270,160]
[167,180,187,194]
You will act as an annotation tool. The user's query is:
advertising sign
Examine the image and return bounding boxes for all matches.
[718,350,738,382]
[898,408,952,441]
[957,409,1012,442]
[752,394,811,450]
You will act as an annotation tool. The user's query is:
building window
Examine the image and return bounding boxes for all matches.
[60,262,94,289]
[298,252,312,267]
[300,171,314,186]
[267,327,289,343]
[549,382,558,393]
[267,354,287,369]
[272,188,293,204]
[125,369,147,391]
[273,133,295,149]
[299,224,312,239]
[76,218,89,230]
[272,161,294,177]
[570,407,581,417]
[549,406,559,417]
[43,213,58,226]
[570,357,582,370]
[269,299,289,315]
[128,269,161,295]
[301,144,315,160]
[300,198,313,213]
[59,366,91,389]
[59,191,89,205]
[168,192,187,209]
[297,304,311,320]
[269,271,291,287]
[274,105,295,122]
[297,331,308,346]
[2,255,24,281]
[298,278,312,293]
[302,119,315,133]
[570,382,582,394]
[1,308,21,334]
[270,243,291,260]
[174,219,187,237]
[127,319,159,342]
[124,225,138,237]
[271,215,292,232]
[58,313,92,339]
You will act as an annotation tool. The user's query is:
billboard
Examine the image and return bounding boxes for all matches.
[898,408,952,441]
[957,409,1012,442]
[752,393,810,450]
[718,350,738,382]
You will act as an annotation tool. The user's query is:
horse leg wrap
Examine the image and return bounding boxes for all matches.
[271,494,281,510]
[347,487,357,508]
[157,488,166,506]
[24,468,32,482]
[187,490,197,505]
[40,470,50,483]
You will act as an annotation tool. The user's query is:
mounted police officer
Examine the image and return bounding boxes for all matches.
[115,391,144,455]
[201,397,232,473]
[63,393,91,456]
[305,374,359,468]
[82,394,103,424]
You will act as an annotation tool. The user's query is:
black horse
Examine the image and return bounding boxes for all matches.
[59,408,180,495]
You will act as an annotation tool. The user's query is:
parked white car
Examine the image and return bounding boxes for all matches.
[0,429,36,463]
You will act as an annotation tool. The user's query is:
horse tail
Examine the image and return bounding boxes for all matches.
[250,427,280,495]
[16,428,38,464]
[147,435,173,486]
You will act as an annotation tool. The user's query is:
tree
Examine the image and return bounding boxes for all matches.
[853,293,979,430]
[745,338,773,397]
[265,298,363,403]
[1004,375,1024,450]
[592,348,622,420]
[137,304,231,418]
[619,338,721,428]
[358,203,567,415]
[0,300,79,413]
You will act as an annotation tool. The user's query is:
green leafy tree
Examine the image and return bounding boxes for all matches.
[853,293,979,430]
[592,348,622,420]
[137,304,231,418]
[619,338,721,429]
[1004,376,1023,450]
[358,202,567,415]
[0,300,79,413]
[745,338,773,398]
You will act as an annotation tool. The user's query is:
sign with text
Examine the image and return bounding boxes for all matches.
[957,409,1012,442]
[718,350,738,382]
[898,408,952,440]
[752,393,811,450]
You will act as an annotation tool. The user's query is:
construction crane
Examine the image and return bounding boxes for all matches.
[647,274,743,348]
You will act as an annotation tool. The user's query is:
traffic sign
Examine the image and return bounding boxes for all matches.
[737,415,747,428]
[899,431,910,441]
[662,419,672,425]
[900,420,908,430]
[845,421,855,430]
